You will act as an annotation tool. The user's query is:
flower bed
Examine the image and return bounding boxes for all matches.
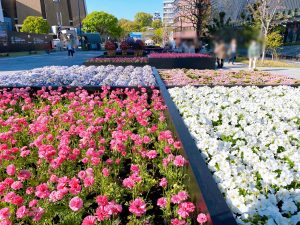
[0,65,156,87]
[0,87,207,225]
[148,53,211,59]
[85,57,149,67]
[169,86,300,225]
[148,55,215,70]
[160,69,300,86]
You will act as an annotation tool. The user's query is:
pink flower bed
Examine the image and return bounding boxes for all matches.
[160,69,300,86]
[0,87,207,225]
[87,57,148,64]
[148,53,212,59]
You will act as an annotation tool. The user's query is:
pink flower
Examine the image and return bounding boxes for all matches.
[35,183,50,199]
[82,215,96,225]
[11,181,23,190]
[17,170,31,181]
[96,195,108,206]
[31,207,44,221]
[84,177,94,188]
[159,178,168,188]
[29,199,38,208]
[173,155,186,167]
[157,197,167,208]
[171,218,188,225]
[78,171,86,179]
[147,150,157,159]
[6,165,16,176]
[129,198,147,217]
[197,213,208,224]
[102,168,110,177]
[26,187,34,195]
[130,164,140,174]
[69,197,83,212]
[122,178,135,189]
[16,206,28,219]
[0,208,10,220]
[177,202,195,218]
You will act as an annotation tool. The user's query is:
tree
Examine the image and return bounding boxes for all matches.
[247,0,285,61]
[134,12,153,30]
[82,11,122,38]
[21,16,50,34]
[119,19,139,37]
[153,28,163,45]
[152,20,162,29]
[208,12,232,37]
[176,0,211,40]
[266,31,283,60]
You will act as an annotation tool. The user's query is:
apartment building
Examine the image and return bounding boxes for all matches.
[163,0,175,27]
[1,0,87,31]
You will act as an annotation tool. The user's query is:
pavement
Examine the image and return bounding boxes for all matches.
[220,62,300,80]
[0,50,102,73]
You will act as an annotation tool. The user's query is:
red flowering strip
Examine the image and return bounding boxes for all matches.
[87,57,149,64]
[0,87,207,225]
[148,53,212,59]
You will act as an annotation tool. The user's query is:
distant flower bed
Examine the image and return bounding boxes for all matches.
[0,87,207,225]
[148,53,212,59]
[160,69,300,86]
[0,65,156,87]
[87,57,149,64]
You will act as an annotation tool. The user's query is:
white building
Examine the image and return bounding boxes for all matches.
[0,0,4,22]
[163,0,175,27]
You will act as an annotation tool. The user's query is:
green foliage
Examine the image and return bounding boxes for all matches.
[153,28,163,44]
[151,20,162,29]
[266,31,283,59]
[134,12,153,30]
[20,16,50,34]
[118,18,139,37]
[82,11,122,38]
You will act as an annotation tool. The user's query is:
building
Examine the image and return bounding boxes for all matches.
[1,0,87,31]
[163,0,175,27]
[153,12,161,21]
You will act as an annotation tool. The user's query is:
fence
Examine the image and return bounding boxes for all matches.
[0,23,53,53]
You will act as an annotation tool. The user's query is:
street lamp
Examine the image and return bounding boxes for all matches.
[78,0,83,49]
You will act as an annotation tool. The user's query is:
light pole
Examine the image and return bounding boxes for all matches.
[78,0,83,49]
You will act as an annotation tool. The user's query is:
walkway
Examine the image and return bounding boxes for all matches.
[0,50,102,73]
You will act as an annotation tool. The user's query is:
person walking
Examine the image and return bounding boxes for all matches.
[214,40,227,68]
[228,39,237,64]
[67,41,74,57]
[248,40,260,71]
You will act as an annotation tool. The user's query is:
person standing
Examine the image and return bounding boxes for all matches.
[214,40,227,68]
[228,39,237,64]
[248,40,260,71]
[67,41,74,57]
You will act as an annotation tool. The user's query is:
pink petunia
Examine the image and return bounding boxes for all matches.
[173,155,186,167]
[157,197,167,208]
[129,198,147,217]
[0,208,10,220]
[82,215,96,225]
[6,165,16,176]
[159,178,168,188]
[69,197,83,212]
[197,213,208,224]
[16,206,28,219]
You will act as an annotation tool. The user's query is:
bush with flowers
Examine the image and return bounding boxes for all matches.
[105,41,117,57]
[0,87,208,225]
[148,53,212,59]
[86,57,149,65]
[169,86,300,225]
[120,41,130,56]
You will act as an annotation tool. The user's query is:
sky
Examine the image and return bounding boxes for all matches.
[85,0,163,20]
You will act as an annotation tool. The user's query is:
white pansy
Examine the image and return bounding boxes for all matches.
[0,65,156,87]
[169,86,300,224]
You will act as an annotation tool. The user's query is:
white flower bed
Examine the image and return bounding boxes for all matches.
[169,86,300,225]
[0,65,156,86]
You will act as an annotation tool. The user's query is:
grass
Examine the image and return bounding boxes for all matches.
[236,57,300,68]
